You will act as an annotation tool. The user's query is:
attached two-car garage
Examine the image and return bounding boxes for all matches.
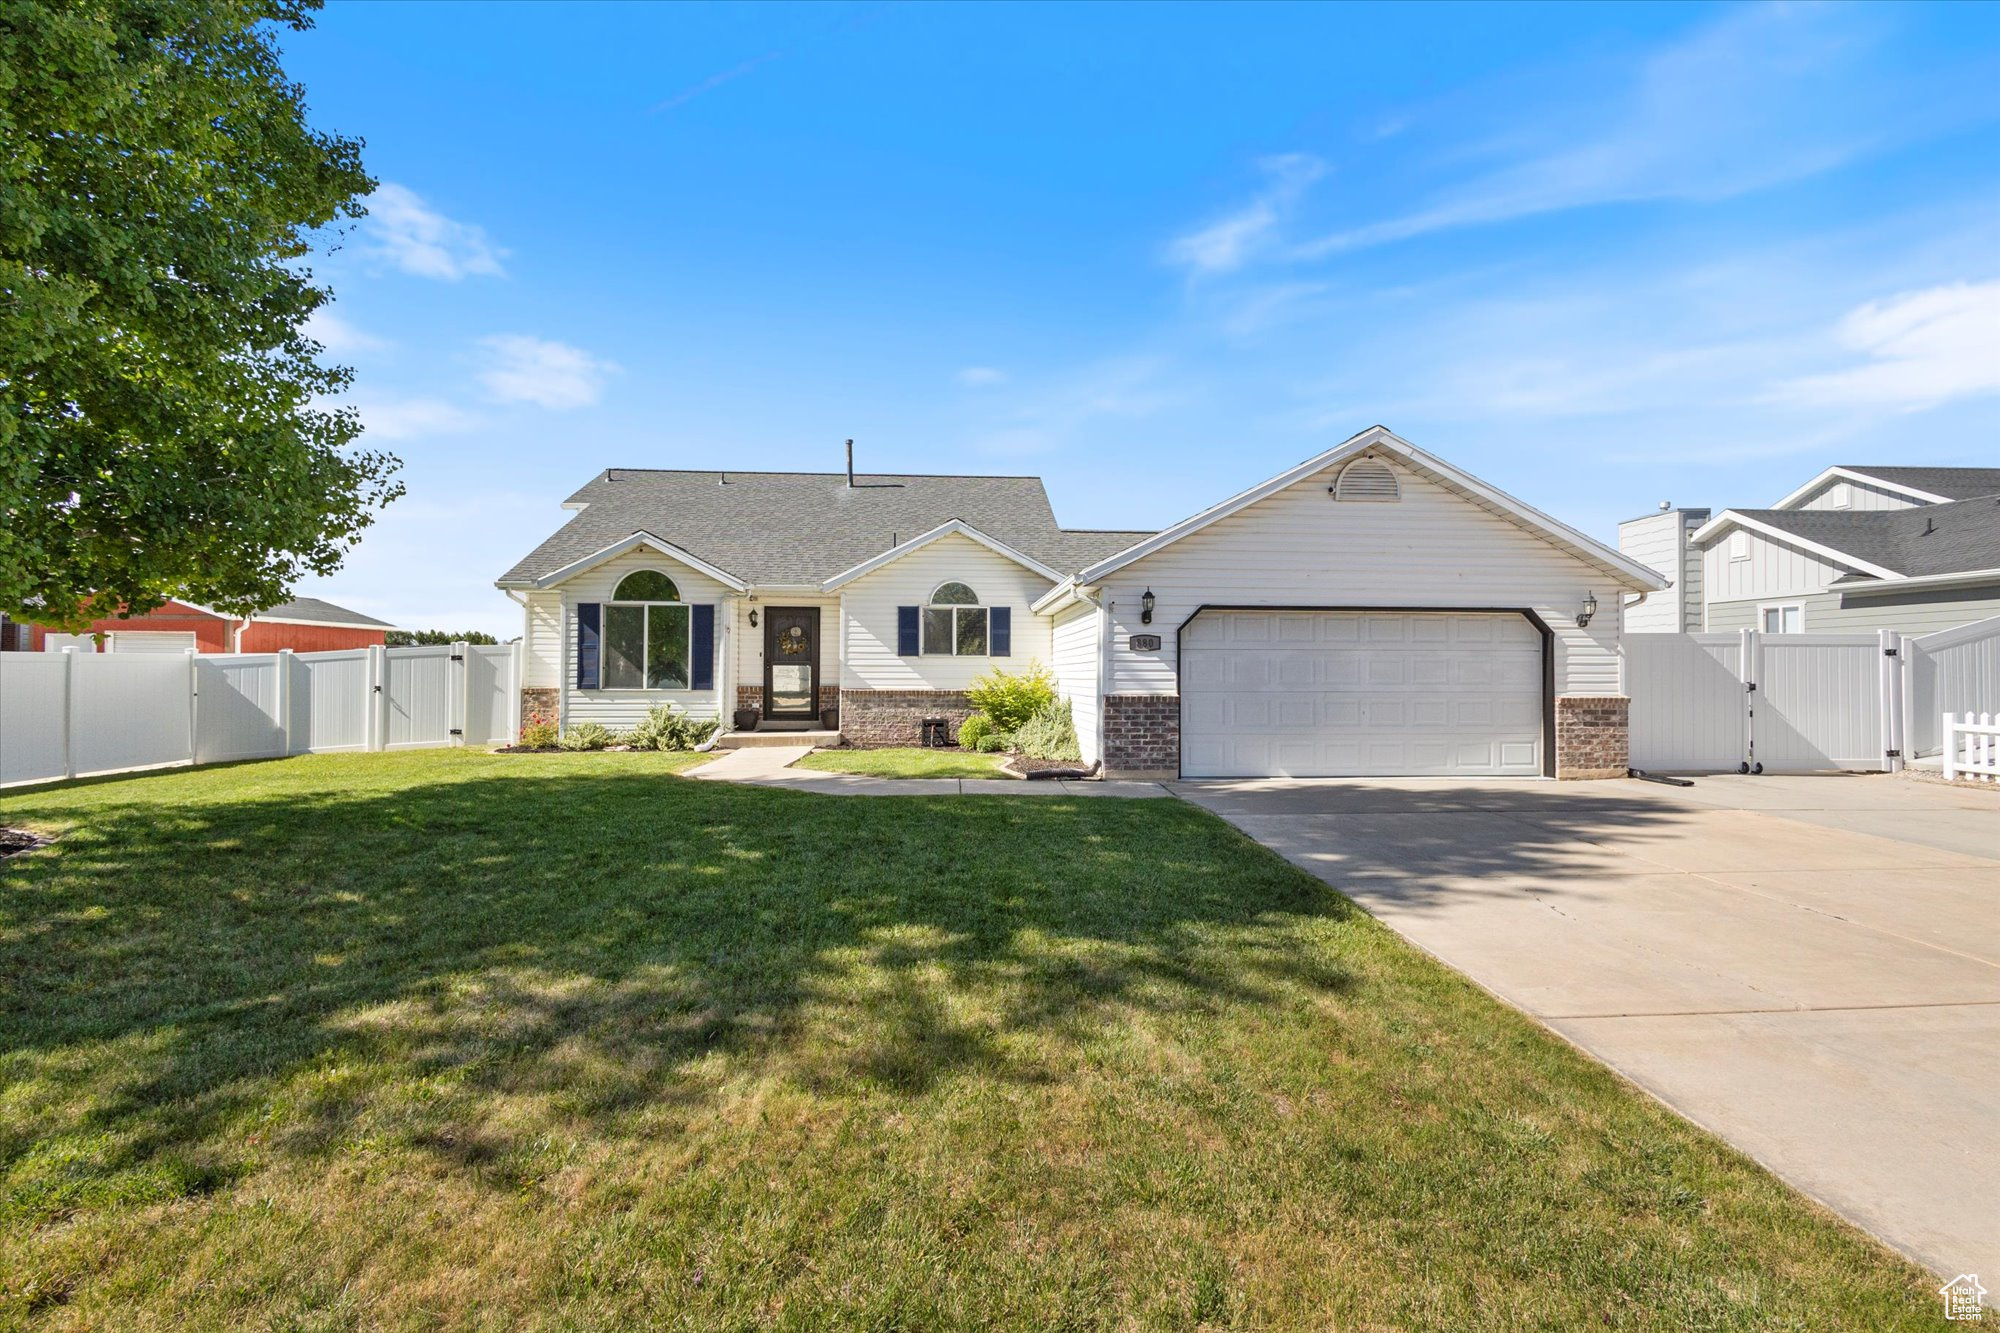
[1179,610,1547,778]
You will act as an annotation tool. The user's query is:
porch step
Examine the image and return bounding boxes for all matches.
[714,730,843,750]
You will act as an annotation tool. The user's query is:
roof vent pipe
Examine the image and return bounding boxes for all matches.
[846,439,854,488]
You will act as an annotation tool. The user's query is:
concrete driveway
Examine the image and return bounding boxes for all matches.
[1175,772,2000,1280]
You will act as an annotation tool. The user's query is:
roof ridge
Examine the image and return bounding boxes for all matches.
[597,467,1049,481]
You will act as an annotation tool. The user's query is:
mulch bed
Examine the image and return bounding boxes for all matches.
[1,827,49,859]
[1000,757,1099,781]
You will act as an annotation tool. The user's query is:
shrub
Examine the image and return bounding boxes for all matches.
[628,705,719,752]
[957,711,995,751]
[517,719,558,749]
[1014,698,1081,762]
[557,722,612,751]
[965,661,1056,732]
[976,732,1014,754]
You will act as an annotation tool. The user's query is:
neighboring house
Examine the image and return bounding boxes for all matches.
[24,597,396,654]
[498,426,1664,779]
[1619,465,2000,635]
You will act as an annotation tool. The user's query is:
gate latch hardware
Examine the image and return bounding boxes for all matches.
[1883,647,1899,657]
[1886,748,1901,758]
[450,654,464,662]
[449,728,463,736]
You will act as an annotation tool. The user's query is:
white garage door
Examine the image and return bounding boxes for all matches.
[1181,610,1544,778]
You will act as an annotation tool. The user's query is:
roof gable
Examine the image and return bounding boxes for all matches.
[822,520,1062,590]
[1074,426,1666,592]
[1694,498,2000,581]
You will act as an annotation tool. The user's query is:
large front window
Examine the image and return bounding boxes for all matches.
[922,581,988,656]
[602,570,691,689]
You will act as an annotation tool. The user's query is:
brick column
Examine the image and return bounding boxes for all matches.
[1102,694,1179,777]
[519,688,558,740]
[1555,694,1629,780]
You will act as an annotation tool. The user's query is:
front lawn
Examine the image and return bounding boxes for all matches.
[793,745,1007,779]
[0,751,1932,1329]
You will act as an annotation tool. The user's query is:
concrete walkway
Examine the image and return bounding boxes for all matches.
[691,745,1169,797]
[1175,773,2000,1280]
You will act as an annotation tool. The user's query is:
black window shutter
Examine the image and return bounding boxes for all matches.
[576,603,601,689]
[690,605,715,690]
[990,606,1011,656]
[898,605,920,656]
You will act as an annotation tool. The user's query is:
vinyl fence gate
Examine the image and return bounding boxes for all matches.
[0,642,522,788]
[1628,616,2000,774]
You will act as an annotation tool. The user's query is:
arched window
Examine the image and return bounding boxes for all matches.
[613,569,680,602]
[1333,456,1399,502]
[602,569,690,689]
[923,580,988,655]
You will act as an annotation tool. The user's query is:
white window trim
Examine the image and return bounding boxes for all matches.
[1758,602,1805,634]
[920,581,992,657]
[598,597,695,692]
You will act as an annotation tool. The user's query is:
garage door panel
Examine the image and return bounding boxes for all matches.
[1181,610,1543,778]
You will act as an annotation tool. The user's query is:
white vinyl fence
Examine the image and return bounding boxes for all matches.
[1,643,519,788]
[1942,713,2000,784]
[1628,615,2000,774]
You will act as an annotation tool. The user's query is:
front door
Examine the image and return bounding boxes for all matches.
[763,607,821,721]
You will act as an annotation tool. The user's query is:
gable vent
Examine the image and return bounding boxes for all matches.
[1332,456,1400,502]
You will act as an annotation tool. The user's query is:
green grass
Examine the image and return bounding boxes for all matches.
[0,751,1933,1330]
[792,745,1007,779]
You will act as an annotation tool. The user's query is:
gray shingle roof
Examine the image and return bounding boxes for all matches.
[1730,497,2000,580]
[258,596,394,628]
[1840,466,2000,501]
[499,469,1153,587]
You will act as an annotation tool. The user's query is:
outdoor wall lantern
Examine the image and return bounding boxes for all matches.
[748,608,759,628]
[1576,591,1597,628]
[1141,588,1156,625]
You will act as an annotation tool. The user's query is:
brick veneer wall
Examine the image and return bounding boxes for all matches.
[838,689,973,748]
[1103,694,1180,776]
[519,688,558,739]
[1555,694,1629,780]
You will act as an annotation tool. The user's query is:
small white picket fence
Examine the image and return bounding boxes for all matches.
[1942,712,2000,785]
[0,642,521,788]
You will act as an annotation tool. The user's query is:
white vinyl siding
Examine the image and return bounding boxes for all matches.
[1617,511,1688,634]
[1099,460,1622,696]
[1050,600,1102,765]
[553,547,733,727]
[840,533,1055,690]
[1705,587,2000,635]
[521,590,563,688]
[1700,528,1853,607]
[1794,478,1926,511]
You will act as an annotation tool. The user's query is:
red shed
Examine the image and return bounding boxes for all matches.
[24,596,395,654]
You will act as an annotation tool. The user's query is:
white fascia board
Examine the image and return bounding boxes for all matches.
[525,531,749,592]
[1031,578,1081,615]
[1837,566,2000,597]
[1770,465,1950,510]
[1075,425,1668,592]
[820,518,1063,591]
[1689,511,1904,581]
[251,615,398,631]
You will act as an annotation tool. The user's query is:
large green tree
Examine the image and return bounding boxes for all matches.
[0,0,400,631]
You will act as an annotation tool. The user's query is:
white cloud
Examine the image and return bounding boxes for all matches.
[365,183,508,281]
[1165,154,1325,275]
[304,307,388,355]
[477,335,618,409]
[955,366,1007,386]
[349,397,480,442]
[1295,6,1907,258]
[1772,280,2000,410]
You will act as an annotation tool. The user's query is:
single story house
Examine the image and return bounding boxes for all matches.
[25,596,396,654]
[498,426,1665,779]
[1619,464,2000,635]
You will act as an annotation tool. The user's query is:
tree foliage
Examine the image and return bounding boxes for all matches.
[385,629,500,647]
[0,0,400,631]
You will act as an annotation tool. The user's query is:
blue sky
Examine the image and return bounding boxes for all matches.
[284,1,2000,637]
